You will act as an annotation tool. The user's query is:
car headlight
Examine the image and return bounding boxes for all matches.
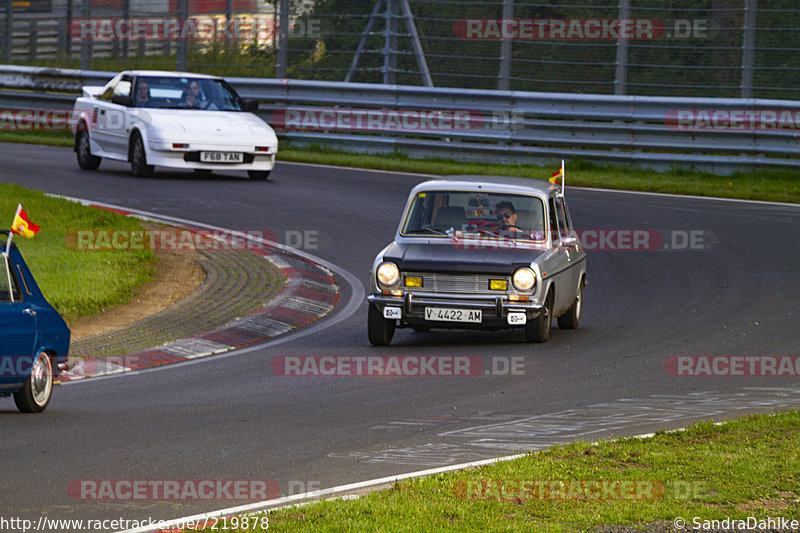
[376,262,400,287]
[512,267,535,291]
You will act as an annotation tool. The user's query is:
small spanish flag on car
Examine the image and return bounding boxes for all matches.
[10,204,40,239]
[549,160,565,186]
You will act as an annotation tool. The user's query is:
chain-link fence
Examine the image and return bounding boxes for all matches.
[1,0,798,99]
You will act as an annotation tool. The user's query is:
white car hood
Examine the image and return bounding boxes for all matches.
[144,110,277,144]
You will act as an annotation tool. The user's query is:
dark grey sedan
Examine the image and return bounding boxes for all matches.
[367,177,587,345]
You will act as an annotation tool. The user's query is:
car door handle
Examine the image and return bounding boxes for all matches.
[23,308,37,317]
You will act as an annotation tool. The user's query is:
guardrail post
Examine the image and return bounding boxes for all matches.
[2,0,12,62]
[176,0,188,71]
[741,0,757,98]
[614,0,630,95]
[498,0,513,90]
[79,0,91,69]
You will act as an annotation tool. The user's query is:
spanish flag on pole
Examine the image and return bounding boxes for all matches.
[10,204,40,239]
[549,159,565,187]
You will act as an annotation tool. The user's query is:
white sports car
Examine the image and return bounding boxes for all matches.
[72,70,278,180]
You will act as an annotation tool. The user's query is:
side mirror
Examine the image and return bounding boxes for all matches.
[112,94,132,106]
[243,99,259,112]
[561,236,579,247]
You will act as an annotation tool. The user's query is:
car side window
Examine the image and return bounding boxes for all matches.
[548,197,560,243]
[554,197,570,239]
[1,257,22,302]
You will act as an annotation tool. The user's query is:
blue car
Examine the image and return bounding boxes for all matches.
[1,232,70,412]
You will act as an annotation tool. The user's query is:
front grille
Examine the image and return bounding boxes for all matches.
[403,272,512,295]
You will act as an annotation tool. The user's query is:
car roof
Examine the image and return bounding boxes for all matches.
[412,175,557,196]
[124,70,222,80]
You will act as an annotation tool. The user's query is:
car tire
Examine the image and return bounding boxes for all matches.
[13,351,53,413]
[76,127,101,170]
[248,170,270,180]
[557,282,583,329]
[368,304,395,346]
[525,289,553,343]
[130,134,154,177]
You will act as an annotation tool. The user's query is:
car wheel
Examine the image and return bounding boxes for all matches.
[76,127,101,170]
[525,289,553,343]
[368,304,395,346]
[557,282,583,329]
[130,134,154,177]
[13,351,53,413]
[248,170,270,180]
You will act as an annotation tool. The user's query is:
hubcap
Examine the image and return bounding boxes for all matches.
[30,352,52,406]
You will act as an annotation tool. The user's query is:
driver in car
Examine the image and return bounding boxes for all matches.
[184,80,208,109]
[495,201,522,232]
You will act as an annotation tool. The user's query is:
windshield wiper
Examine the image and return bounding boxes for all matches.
[404,226,448,236]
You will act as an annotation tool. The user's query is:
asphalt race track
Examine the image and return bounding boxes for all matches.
[1,142,798,527]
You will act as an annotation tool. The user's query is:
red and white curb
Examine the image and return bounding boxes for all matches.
[55,198,344,382]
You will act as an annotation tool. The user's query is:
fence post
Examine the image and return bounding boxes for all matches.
[382,0,397,84]
[176,0,188,71]
[614,0,630,95]
[498,0,513,90]
[65,0,72,57]
[80,0,91,69]
[27,19,36,60]
[2,0,12,62]
[740,0,756,98]
[276,0,288,78]
[122,0,129,58]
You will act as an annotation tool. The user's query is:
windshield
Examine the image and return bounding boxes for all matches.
[133,76,245,111]
[400,191,546,242]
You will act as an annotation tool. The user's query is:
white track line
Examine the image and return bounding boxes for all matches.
[117,420,740,533]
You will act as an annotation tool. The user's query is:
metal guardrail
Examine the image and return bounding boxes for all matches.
[1,64,799,173]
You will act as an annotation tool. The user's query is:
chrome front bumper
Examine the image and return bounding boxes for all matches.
[367,292,543,320]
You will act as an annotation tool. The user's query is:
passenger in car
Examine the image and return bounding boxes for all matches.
[136,81,150,107]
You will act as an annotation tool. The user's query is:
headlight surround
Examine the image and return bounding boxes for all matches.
[512,267,536,291]
[376,262,400,288]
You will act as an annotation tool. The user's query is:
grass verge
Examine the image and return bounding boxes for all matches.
[1,131,797,204]
[197,410,799,532]
[0,184,156,322]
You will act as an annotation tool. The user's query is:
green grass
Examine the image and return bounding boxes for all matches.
[0,184,156,322]
[197,410,799,532]
[1,131,796,204]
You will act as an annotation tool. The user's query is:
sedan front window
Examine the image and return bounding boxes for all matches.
[400,191,546,242]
